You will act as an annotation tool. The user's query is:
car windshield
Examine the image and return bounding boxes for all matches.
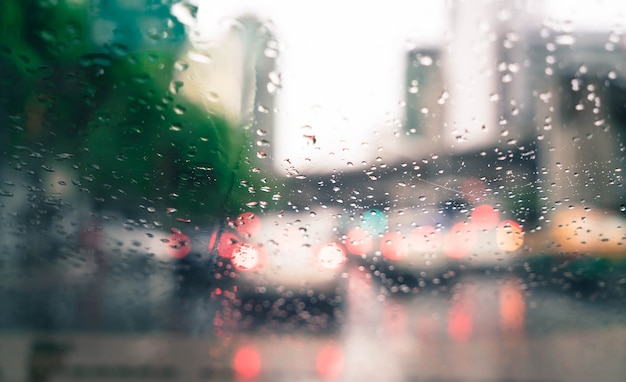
[1,0,626,381]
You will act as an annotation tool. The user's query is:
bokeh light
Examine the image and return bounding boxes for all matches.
[361,209,388,235]
[499,279,526,333]
[380,231,409,260]
[447,299,472,342]
[231,242,260,271]
[471,204,499,230]
[318,242,347,269]
[233,345,262,380]
[235,211,262,238]
[443,222,478,259]
[316,344,344,380]
[496,220,524,252]
[166,232,191,259]
[216,231,240,258]
[345,227,374,255]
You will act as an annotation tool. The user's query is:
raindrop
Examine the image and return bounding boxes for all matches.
[264,40,279,58]
[187,50,212,64]
[303,135,317,145]
[174,105,186,115]
[174,60,189,72]
[268,71,281,86]
[110,43,129,57]
[170,123,183,132]
[416,54,433,66]
[257,152,267,159]
[206,91,220,102]
[437,91,449,105]
[169,80,184,94]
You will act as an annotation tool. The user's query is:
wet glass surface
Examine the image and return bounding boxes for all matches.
[1,1,626,381]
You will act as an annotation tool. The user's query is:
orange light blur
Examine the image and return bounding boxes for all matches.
[318,242,347,269]
[443,222,478,259]
[471,204,499,230]
[217,231,240,258]
[380,231,409,260]
[235,211,262,238]
[496,220,524,252]
[316,344,344,380]
[345,227,374,255]
[409,225,441,252]
[231,243,261,271]
[499,279,526,333]
[233,345,262,380]
[166,232,191,259]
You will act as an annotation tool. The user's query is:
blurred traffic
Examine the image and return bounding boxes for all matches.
[2,0,626,381]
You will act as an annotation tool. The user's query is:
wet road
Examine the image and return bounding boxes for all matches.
[1,261,626,382]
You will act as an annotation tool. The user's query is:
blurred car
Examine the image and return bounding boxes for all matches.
[211,208,348,328]
[342,178,526,287]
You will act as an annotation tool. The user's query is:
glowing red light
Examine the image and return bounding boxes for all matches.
[217,232,239,258]
[166,232,191,259]
[345,227,374,255]
[380,231,409,260]
[447,300,472,342]
[471,204,499,230]
[233,345,261,380]
[316,344,343,380]
[443,222,478,259]
[235,212,261,238]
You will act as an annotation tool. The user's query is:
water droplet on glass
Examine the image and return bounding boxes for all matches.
[187,50,212,64]
[170,123,183,132]
[257,151,268,159]
[303,135,316,145]
[169,80,184,94]
[174,105,186,115]
[206,91,220,102]
[174,59,189,72]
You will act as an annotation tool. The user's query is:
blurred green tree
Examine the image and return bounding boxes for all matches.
[0,0,278,225]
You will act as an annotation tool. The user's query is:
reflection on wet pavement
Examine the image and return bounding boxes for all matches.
[1,262,626,381]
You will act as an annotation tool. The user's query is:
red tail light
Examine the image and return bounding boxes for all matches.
[165,232,191,259]
[316,344,343,379]
[233,345,262,380]
[345,227,374,255]
[380,231,409,260]
[234,211,262,238]
[443,222,478,259]
[216,231,240,259]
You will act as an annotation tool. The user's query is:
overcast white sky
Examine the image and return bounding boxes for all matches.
[186,0,625,174]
